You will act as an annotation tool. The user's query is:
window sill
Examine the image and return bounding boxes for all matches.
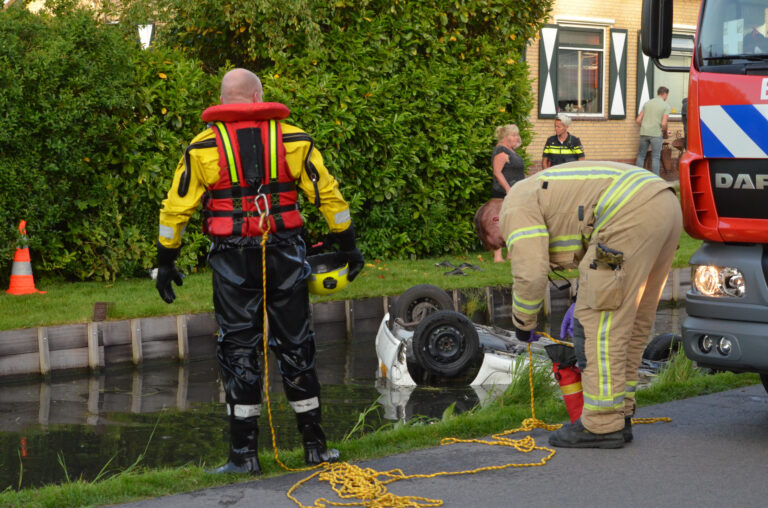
[568,114,608,121]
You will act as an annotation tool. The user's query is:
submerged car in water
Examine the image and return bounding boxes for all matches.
[375,285,682,388]
[375,285,554,387]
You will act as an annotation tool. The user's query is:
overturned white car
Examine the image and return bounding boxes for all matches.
[375,284,682,388]
[375,284,556,387]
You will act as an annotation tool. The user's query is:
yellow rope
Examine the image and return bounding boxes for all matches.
[260,217,319,474]
[282,340,562,508]
[253,253,668,506]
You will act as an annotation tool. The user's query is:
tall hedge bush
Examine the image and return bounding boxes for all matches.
[0,5,218,283]
[0,1,552,283]
[120,0,553,260]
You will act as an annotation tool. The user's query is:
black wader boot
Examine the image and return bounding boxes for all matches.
[297,409,340,466]
[208,414,262,474]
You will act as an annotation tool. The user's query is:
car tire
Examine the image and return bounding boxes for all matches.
[412,310,480,378]
[642,333,683,362]
[391,284,454,327]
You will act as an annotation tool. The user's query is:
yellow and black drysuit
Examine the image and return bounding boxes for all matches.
[157,102,360,470]
[500,161,681,435]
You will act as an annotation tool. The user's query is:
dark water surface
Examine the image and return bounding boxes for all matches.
[0,305,686,490]
[0,317,483,490]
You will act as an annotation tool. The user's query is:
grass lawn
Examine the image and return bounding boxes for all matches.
[0,231,702,331]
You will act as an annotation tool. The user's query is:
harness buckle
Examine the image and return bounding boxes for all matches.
[253,186,269,218]
[254,185,270,233]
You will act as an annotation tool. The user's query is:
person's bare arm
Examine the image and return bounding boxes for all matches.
[636,111,644,125]
[493,152,512,193]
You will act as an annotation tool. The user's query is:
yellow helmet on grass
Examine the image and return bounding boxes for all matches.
[307,253,349,296]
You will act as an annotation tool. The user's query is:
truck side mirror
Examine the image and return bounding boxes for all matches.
[642,0,673,59]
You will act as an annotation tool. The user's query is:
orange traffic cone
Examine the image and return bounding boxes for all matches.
[6,220,45,295]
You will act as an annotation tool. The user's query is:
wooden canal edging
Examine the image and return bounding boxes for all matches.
[0,268,690,380]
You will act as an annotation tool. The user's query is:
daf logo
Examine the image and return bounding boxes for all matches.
[715,173,768,189]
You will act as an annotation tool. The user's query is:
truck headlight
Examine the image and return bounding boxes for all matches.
[691,265,745,298]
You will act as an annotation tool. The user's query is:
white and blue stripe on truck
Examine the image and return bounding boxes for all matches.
[700,104,768,158]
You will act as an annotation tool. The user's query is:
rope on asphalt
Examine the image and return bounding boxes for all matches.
[256,232,668,506]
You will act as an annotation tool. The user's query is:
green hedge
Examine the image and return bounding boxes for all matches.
[0,5,218,283]
[0,1,552,283]
[137,0,553,259]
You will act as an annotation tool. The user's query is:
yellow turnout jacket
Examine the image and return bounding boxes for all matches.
[499,161,673,330]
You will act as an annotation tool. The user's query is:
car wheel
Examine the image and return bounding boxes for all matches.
[642,333,683,362]
[412,310,480,378]
[391,284,454,327]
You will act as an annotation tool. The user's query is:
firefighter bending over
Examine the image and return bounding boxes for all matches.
[156,68,364,473]
[500,161,681,448]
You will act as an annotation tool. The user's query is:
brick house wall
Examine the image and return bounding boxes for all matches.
[523,0,701,176]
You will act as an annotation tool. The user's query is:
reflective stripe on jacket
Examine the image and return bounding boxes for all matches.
[542,134,584,166]
[499,161,673,330]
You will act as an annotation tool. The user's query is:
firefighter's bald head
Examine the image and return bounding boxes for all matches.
[220,68,263,104]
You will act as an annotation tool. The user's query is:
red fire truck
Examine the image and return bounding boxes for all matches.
[643,0,768,386]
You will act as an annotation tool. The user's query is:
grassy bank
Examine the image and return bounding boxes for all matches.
[0,230,702,331]
[0,353,758,507]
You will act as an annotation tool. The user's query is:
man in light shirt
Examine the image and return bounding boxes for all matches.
[635,86,671,175]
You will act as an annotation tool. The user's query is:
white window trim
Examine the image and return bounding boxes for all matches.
[554,16,615,28]
[672,24,697,35]
[555,24,609,117]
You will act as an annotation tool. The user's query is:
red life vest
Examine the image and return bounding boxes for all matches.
[199,102,304,237]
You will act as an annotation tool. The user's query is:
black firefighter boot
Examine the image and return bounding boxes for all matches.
[548,418,625,449]
[624,416,633,443]
[208,413,262,475]
[297,409,340,466]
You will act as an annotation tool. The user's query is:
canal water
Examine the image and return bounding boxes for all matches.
[0,304,687,490]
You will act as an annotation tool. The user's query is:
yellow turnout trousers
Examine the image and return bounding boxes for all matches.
[575,189,682,434]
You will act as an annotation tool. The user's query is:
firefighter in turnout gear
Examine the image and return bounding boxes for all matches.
[500,161,682,448]
[156,69,364,473]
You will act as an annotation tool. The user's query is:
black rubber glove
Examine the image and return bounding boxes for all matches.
[327,224,365,282]
[513,321,539,343]
[156,243,183,304]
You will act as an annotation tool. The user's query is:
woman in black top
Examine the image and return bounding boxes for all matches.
[491,124,525,198]
[474,124,525,262]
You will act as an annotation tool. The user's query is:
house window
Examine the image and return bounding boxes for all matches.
[557,28,604,115]
[653,35,693,115]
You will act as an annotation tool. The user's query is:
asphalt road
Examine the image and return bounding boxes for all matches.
[115,384,768,508]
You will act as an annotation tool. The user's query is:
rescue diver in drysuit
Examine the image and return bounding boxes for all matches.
[500,160,681,448]
[156,69,364,473]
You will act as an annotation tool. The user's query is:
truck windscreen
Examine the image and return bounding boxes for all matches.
[699,0,768,72]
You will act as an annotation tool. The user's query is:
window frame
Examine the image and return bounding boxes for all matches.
[554,16,615,119]
[555,24,608,118]
[654,28,695,120]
